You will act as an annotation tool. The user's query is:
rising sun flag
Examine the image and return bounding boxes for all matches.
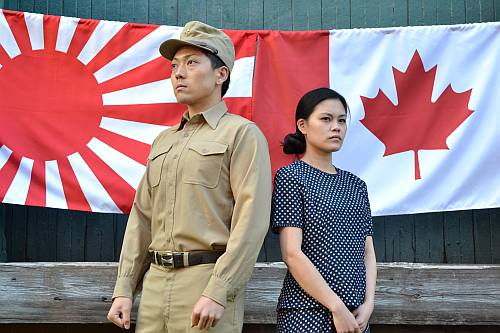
[0,10,255,213]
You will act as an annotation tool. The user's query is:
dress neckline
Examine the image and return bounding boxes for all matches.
[297,159,340,176]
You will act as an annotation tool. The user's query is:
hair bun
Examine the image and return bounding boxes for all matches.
[283,132,306,155]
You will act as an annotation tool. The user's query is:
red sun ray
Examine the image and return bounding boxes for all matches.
[102,104,185,126]
[25,159,46,207]
[225,31,257,59]
[65,18,100,58]
[95,128,151,165]
[58,157,91,212]
[79,146,136,213]
[85,23,159,75]
[4,11,31,54]
[0,154,21,202]
[0,45,10,66]
[43,14,60,51]
[99,57,171,93]
[224,97,252,121]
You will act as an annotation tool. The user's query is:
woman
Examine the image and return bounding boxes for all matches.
[272,88,376,333]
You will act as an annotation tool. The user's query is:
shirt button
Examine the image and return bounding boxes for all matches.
[173,154,178,159]
[183,133,189,138]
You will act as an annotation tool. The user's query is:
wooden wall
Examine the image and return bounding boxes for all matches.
[0,0,499,265]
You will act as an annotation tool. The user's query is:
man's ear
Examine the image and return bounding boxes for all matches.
[297,119,306,135]
[216,66,229,85]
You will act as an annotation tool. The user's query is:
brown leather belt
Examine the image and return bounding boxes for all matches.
[150,250,224,269]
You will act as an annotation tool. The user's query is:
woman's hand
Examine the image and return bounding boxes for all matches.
[331,303,361,333]
[352,301,374,332]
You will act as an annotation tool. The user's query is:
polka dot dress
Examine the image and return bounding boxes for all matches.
[272,160,373,333]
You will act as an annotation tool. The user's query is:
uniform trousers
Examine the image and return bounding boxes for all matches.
[136,263,244,333]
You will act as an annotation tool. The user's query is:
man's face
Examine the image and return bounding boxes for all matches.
[170,46,220,106]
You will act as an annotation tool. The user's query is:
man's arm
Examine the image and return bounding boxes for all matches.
[108,164,153,328]
[196,123,272,317]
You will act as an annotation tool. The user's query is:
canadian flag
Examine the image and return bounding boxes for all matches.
[330,23,500,216]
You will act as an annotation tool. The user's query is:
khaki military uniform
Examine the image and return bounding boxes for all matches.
[113,101,272,332]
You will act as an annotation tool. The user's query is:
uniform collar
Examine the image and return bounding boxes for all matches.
[177,101,227,131]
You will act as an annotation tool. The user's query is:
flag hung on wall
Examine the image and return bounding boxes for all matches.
[0,9,499,216]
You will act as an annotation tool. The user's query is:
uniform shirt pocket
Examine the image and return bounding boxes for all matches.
[147,143,173,187]
[183,141,228,188]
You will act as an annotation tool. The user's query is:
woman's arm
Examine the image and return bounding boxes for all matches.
[353,236,377,331]
[279,227,361,333]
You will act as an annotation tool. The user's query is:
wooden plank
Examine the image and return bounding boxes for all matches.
[0,262,499,324]
[422,0,438,25]
[321,0,351,29]
[85,213,114,261]
[33,0,47,13]
[178,0,193,26]
[62,0,77,17]
[263,0,279,30]
[104,0,120,21]
[415,213,444,263]
[474,209,492,264]
[132,0,148,23]
[234,0,249,29]
[206,0,222,28]
[491,209,500,263]
[0,205,7,262]
[479,0,495,21]
[436,0,452,24]
[192,0,207,23]
[444,211,462,263]
[56,210,86,261]
[465,0,481,22]
[90,0,105,19]
[372,216,386,262]
[263,229,282,262]
[75,0,91,19]
[384,215,416,262]
[18,0,32,11]
[350,0,366,28]
[113,214,127,261]
[119,0,134,22]
[293,0,321,30]
[3,0,19,10]
[221,0,235,29]
[277,0,292,30]
[8,205,28,261]
[47,0,62,15]
[496,0,500,20]
[26,207,57,261]
[148,0,167,25]
[248,0,264,29]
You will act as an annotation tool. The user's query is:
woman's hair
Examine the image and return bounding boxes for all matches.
[282,87,349,155]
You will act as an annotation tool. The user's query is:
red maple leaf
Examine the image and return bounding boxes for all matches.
[360,50,473,180]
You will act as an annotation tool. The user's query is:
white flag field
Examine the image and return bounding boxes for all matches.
[330,22,500,216]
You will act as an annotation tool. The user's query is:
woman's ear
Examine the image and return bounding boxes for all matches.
[297,119,306,135]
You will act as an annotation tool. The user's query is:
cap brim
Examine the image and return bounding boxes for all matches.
[159,39,216,60]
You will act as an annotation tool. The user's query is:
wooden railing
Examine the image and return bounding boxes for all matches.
[0,262,499,325]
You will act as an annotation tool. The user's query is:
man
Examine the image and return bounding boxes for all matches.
[107,21,272,332]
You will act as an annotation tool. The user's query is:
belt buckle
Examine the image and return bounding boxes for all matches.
[158,251,175,268]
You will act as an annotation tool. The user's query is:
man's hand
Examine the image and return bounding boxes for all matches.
[107,296,132,329]
[352,301,374,332]
[191,296,225,330]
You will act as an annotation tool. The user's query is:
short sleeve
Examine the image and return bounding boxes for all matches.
[361,182,373,237]
[271,168,304,233]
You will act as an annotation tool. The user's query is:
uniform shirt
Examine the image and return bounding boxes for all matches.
[271,160,373,310]
[113,101,272,307]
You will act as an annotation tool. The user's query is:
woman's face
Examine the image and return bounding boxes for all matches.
[298,98,347,154]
